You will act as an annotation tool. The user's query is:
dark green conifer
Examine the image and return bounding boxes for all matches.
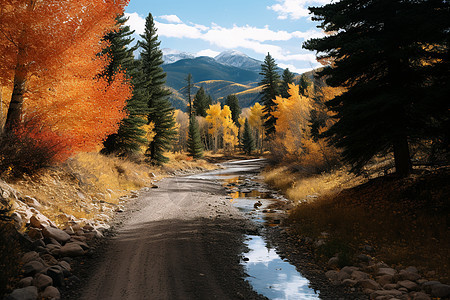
[101,14,148,156]
[281,68,295,98]
[184,73,194,117]
[193,87,211,117]
[187,115,204,159]
[304,0,449,176]
[259,53,281,137]
[140,13,176,164]
[225,94,241,125]
[242,118,255,155]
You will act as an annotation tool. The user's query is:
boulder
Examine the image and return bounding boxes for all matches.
[41,286,61,300]
[32,274,53,291]
[342,279,358,286]
[47,266,65,287]
[422,281,441,293]
[413,292,431,300]
[371,289,402,298]
[431,283,450,298]
[328,257,339,268]
[351,270,370,281]
[58,260,71,272]
[359,279,381,290]
[398,280,418,291]
[325,270,339,284]
[377,267,396,277]
[18,277,33,288]
[40,254,58,266]
[21,251,40,264]
[338,270,351,281]
[22,197,42,209]
[22,261,45,276]
[399,269,421,281]
[383,283,399,290]
[376,274,393,286]
[5,286,38,300]
[27,228,43,240]
[42,227,70,244]
[59,243,84,257]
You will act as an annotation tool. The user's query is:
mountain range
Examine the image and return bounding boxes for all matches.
[161,49,294,111]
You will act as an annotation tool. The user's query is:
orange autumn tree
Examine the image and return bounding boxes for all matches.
[0,0,131,160]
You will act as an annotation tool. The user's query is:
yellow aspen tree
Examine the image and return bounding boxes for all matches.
[221,105,239,153]
[249,102,265,154]
[205,103,222,153]
[272,84,313,158]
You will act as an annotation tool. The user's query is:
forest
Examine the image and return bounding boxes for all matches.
[0,0,448,299]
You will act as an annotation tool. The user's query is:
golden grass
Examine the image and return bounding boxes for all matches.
[273,166,450,283]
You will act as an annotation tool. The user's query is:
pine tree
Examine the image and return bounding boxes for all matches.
[187,115,204,159]
[298,74,311,97]
[242,118,255,155]
[304,0,449,176]
[101,15,148,156]
[184,73,194,117]
[193,86,211,117]
[259,53,281,137]
[140,13,176,164]
[281,68,295,99]
[225,94,241,125]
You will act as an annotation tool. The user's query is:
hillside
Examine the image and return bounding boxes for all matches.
[163,56,260,90]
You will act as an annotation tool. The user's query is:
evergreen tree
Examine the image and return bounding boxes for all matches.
[259,53,281,137]
[281,68,295,98]
[193,86,211,117]
[140,13,176,164]
[187,115,204,159]
[225,94,241,125]
[101,15,148,156]
[184,73,194,117]
[242,118,255,155]
[304,0,449,176]
[298,74,311,97]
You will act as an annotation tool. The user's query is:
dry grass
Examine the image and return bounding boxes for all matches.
[278,167,450,283]
[8,151,218,226]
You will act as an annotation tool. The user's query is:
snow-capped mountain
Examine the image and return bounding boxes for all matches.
[215,50,263,73]
[162,48,195,64]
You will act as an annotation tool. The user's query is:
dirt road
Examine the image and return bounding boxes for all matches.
[78,161,266,300]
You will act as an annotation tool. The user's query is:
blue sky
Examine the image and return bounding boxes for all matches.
[124,0,331,73]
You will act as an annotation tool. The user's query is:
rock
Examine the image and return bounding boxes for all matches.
[377,267,396,277]
[363,244,375,252]
[40,254,58,266]
[398,280,419,291]
[11,212,23,229]
[83,224,94,232]
[58,260,71,271]
[21,251,40,264]
[70,240,89,250]
[45,237,61,247]
[328,257,339,268]
[47,266,64,286]
[18,277,33,288]
[431,283,450,298]
[41,286,60,300]
[383,283,399,290]
[29,215,51,229]
[413,292,431,300]
[23,197,42,209]
[376,274,393,286]
[59,243,84,257]
[5,286,38,300]
[342,279,358,286]
[399,270,421,281]
[351,270,370,281]
[422,281,441,293]
[22,261,45,276]
[371,289,403,298]
[341,266,359,274]
[338,270,351,281]
[42,227,70,244]
[32,239,45,249]
[32,273,53,291]
[27,228,43,240]
[359,279,381,290]
[357,254,371,262]
[325,270,339,282]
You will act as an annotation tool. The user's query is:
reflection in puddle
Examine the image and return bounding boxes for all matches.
[243,235,319,300]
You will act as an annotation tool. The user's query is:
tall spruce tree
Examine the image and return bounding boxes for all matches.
[187,115,204,159]
[304,0,449,176]
[140,13,176,164]
[225,94,241,125]
[259,53,281,137]
[101,15,148,156]
[242,118,255,155]
[298,74,311,97]
[281,68,295,98]
[193,87,211,117]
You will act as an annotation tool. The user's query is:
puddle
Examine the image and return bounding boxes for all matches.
[189,159,321,299]
[243,235,319,300]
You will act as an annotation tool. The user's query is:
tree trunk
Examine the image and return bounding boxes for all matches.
[4,47,27,133]
[393,135,412,177]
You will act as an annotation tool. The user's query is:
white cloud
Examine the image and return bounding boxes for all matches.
[268,0,332,20]
[278,63,315,74]
[159,15,183,24]
[124,12,146,35]
[124,11,322,65]
[196,49,221,58]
